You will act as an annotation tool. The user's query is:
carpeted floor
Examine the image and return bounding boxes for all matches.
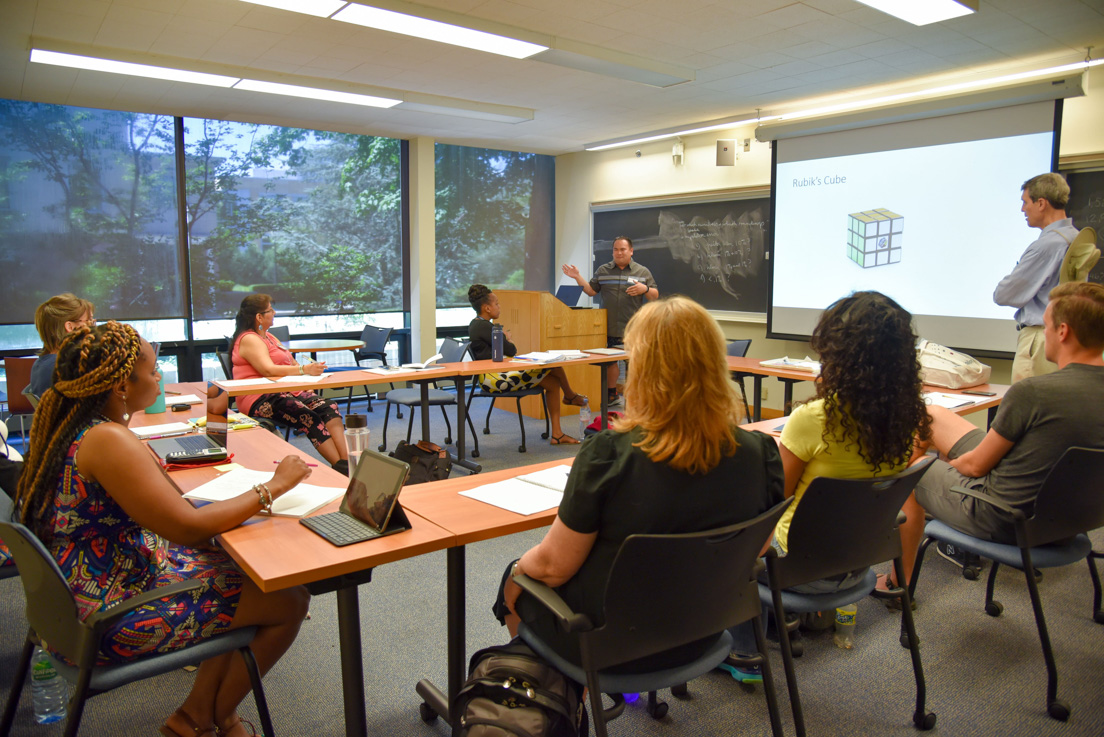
[2,396,1103,736]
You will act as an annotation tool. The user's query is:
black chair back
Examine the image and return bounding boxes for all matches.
[582,497,791,673]
[772,458,934,591]
[267,325,290,344]
[355,325,393,364]
[727,339,752,358]
[1022,447,1104,548]
[439,338,470,364]
[215,349,234,380]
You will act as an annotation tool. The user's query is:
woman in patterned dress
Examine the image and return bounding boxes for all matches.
[467,284,587,445]
[14,322,311,737]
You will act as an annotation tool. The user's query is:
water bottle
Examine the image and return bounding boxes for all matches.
[833,603,857,649]
[31,646,67,724]
[491,323,504,362]
[578,397,592,438]
[343,413,369,478]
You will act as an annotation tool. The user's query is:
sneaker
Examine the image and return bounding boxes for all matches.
[936,541,969,568]
[718,656,763,684]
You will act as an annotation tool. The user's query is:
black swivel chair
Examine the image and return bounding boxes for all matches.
[760,458,937,737]
[727,339,752,423]
[909,447,1104,722]
[266,325,290,345]
[343,325,394,413]
[516,499,792,737]
[378,338,469,452]
[0,520,275,737]
[464,380,551,456]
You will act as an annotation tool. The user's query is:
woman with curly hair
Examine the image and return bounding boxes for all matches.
[231,293,350,473]
[467,284,588,445]
[14,321,311,737]
[776,290,931,582]
[493,296,783,670]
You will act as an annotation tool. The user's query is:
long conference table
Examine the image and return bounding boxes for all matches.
[134,374,1009,736]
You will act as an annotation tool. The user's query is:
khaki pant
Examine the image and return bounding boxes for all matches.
[1012,325,1057,383]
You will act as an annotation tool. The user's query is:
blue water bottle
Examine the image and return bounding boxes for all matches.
[491,323,504,362]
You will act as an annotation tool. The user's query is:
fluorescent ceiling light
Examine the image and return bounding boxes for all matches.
[238,0,347,16]
[332,4,547,59]
[854,0,977,26]
[586,116,779,151]
[29,49,239,87]
[234,79,400,107]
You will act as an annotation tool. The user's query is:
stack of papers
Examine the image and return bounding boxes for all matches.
[923,392,978,409]
[164,393,202,405]
[459,465,572,516]
[182,466,345,517]
[514,350,588,363]
[759,356,821,374]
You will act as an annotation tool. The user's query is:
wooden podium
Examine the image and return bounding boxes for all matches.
[494,290,607,419]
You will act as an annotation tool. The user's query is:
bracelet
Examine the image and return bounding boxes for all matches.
[298,363,304,375]
[511,561,521,578]
[259,482,273,510]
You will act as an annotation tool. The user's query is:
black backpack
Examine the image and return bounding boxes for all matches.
[455,639,587,737]
[390,440,451,484]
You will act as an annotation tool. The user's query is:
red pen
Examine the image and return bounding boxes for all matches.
[273,460,319,467]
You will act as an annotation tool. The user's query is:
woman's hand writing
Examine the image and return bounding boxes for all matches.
[304,361,326,376]
[270,455,312,497]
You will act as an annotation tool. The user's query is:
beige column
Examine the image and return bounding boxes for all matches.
[408,136,436,361]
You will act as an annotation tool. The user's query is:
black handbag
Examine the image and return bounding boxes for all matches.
[390,440,451,484]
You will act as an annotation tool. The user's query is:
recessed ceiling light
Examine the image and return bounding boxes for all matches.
[854,0,977,26]
[29,49,240,87]
[238,0,347,18]
[332,4,547,59]
[234,78,400,108]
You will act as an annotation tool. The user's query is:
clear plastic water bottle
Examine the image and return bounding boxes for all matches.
[578,397,592,438]
[833,604,857,649]
[491,323,504,362]
[343,413,369,478]
[31,646,67,724]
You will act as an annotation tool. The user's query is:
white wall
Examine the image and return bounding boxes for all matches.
[554,82,1104,411]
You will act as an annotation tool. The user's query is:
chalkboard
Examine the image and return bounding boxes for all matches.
[592,193,771,313]
[1061,168,1104,285]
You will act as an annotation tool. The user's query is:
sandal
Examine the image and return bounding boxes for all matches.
[216,716,259,737]
[160,709,216,737]
[562,393,588,407]
[550,433,580,445]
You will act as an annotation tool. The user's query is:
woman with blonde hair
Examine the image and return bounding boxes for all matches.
[492,296,783,668]
[15,322,311,737]
[29,293,95,396]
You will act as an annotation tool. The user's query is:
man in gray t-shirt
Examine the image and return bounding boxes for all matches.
[902,282,1104,563]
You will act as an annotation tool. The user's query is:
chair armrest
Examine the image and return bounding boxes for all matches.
[86,579,205,631]
[950,485,1025,520]
[514,574,594,633]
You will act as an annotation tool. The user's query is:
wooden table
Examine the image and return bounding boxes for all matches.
[132,392,457,737]
[286,339,365,361]
[400,459,571,723]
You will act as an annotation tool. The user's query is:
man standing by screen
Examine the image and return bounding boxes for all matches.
[994,172,1079,383]
[562,236,658,405]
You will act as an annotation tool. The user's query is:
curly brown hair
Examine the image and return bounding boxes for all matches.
[15,321,142,541]
[810,291,930,470]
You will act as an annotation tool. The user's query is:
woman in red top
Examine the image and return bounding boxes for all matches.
[231,294,350,474]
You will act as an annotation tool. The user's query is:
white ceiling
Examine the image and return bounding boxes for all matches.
[3,0,1104,155]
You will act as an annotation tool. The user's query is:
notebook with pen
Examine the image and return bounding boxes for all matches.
[147,381,229,461]
[299,450,413,546]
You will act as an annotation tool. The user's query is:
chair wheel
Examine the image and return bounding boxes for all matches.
[482,428,490,435]
[419,702,438,723]
[914,711,937,730]
[471,450,480,458]
[518,445,527,453]
[1033,568,1044,583]
[985,601,1003,617]
[646,700,668,719]
[670,684,688,697]
[444,436,452,445]
[963,566,979,581]
[1093,610,1104,625]
[377,444,386,452]
[900,633,911,649]
[1048,700,1070,721]
[541,432,549,440]
[790,641,804,658]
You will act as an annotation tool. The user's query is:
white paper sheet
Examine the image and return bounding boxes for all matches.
[459,478,563,516]
[271,374,323,383]
[215,379,273,388]
[923,392,978,409]
[515,465,571,492]
[131,422,193,438]
[164,393,202,404]
[182,467,345,517]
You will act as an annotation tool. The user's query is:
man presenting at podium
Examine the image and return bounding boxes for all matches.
[563,236,658,405]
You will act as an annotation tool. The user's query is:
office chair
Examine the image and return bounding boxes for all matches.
[378,338,469,452]
[215,349,290,442]
[463,381,551,456]
[342,325,394,413]
[0,520,275,737]
[2,357,36,450]
[267,325,290,345]
[909,447,1104,722]
[0,490,19,580]
[726,340,752,423]
[516,499,792,737]
[760,458,937,736]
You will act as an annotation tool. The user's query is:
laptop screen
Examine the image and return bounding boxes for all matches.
[205,381,229,448]
[340,451,409,532]
[555,284,584,307]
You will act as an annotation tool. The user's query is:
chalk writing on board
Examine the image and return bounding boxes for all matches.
[594,207,768,300]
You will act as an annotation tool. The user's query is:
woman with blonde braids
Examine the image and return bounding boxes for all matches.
[15,322,311,737]
[492,296,784,669]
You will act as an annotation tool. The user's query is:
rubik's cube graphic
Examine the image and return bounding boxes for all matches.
[847,209,903,268]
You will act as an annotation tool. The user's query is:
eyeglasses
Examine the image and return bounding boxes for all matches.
[83,316,97,326]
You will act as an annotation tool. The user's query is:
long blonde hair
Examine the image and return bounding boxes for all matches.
[612,296,744,474]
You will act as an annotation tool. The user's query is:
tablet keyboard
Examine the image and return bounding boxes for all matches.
[300,512,381,546]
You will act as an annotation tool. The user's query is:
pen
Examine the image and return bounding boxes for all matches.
[146,430,193,440]
[273,460,319,467]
